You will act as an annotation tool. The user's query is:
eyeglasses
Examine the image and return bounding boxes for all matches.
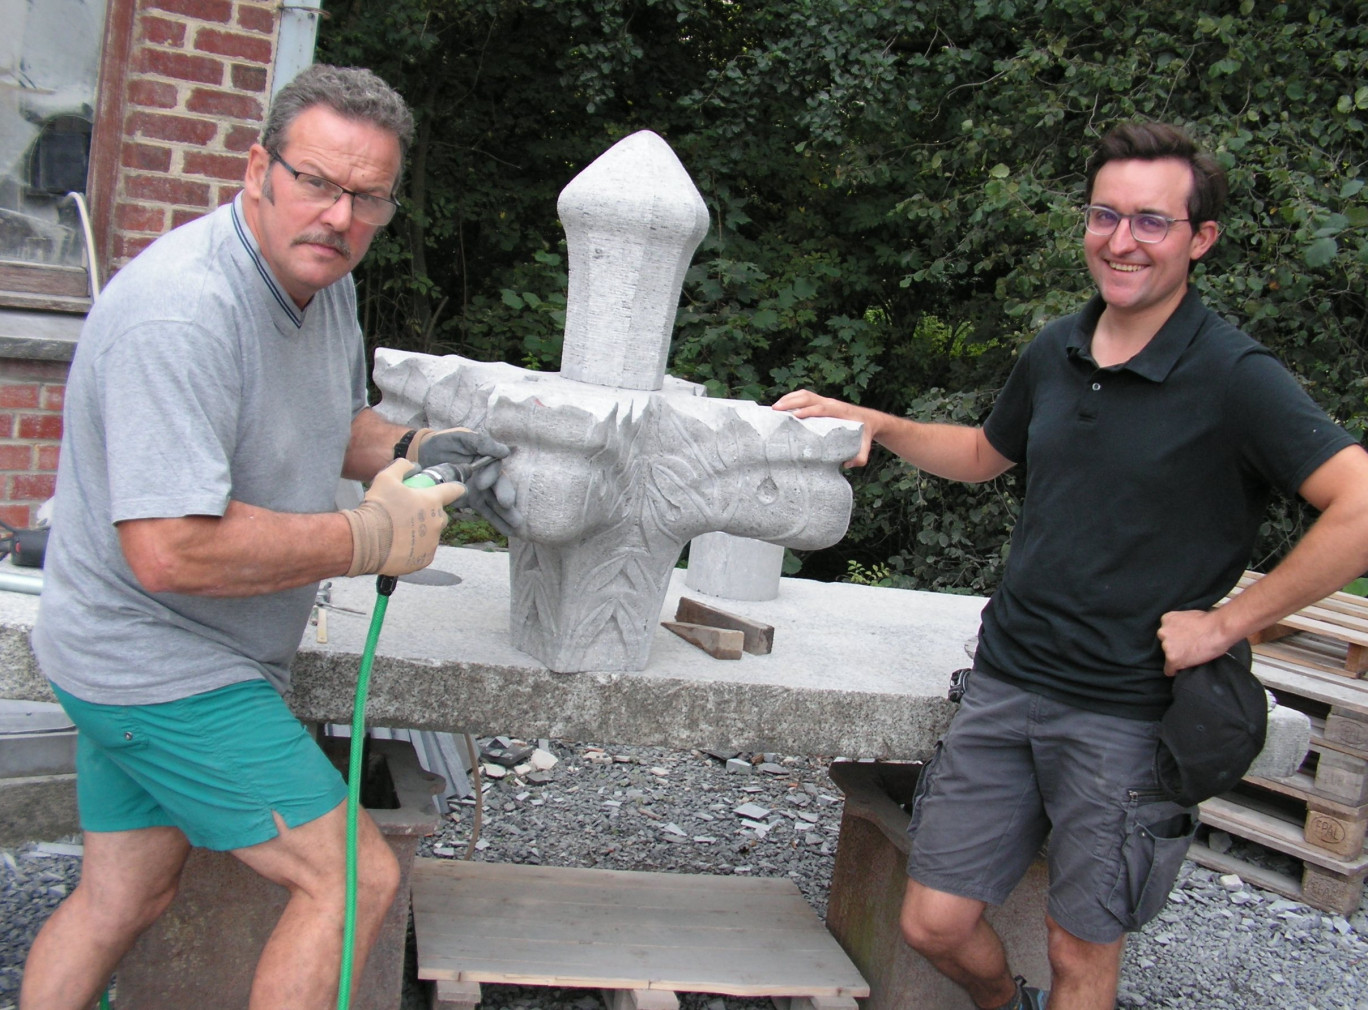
[270,154,400,227]
[1082,205,1190,244]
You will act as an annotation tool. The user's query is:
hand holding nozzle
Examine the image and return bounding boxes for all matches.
[406,427,524,536]
[343,459,467,577]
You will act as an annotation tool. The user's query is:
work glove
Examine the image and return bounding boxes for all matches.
[407,427,525,537]
[343,459,467,577]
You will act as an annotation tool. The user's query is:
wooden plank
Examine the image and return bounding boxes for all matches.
[412,859,870,998]
[1197,796,1368,873]
[662,621,744,660]
[1243,766,1368,816]
[1188,840,1367,917]
[674,598,775,655]
[1256,637,1368,679]
[1251,657,1368,717]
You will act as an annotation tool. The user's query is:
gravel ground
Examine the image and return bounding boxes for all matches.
[5,737,1368,1009]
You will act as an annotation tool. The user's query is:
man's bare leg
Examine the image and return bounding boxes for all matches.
[1044,914,1124,1010]
[19,826,191,1010]
[233,801,399,1010]
[900,878,1018,1008]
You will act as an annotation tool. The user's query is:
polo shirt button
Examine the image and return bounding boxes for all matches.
[124,731,133,740]
[1091,382,1101,391]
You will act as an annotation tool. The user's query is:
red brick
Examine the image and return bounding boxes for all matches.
[0,414,13,438]
[0,385,39,409]
[139,15,187,46]
[231,63,269,93]
[135,46,225,86]
[16,415,63,441]
[113,233,158,264]
[13,473,57,500]
[193,27,272,63]
[0,445,33,470]
[186,87,262,120]
[237,4,276,33]
[215,184,242,206]
[36,445,61,471]
[171,207,208,228]
[224,124,260,152]
[125,110,218,146]
[40,386,64,412]
[0,504,32,529]
[126,173,212,206]
[121,141,174,172]
[183,150,248,182]
[129,78,180,109]
[146,0,232,23]
[116,202,168,233]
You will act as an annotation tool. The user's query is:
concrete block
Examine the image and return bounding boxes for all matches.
[1246,702,1312,781]
[686,532,785,602]
[826,762,1049,1010]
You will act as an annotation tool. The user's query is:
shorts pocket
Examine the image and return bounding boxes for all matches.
[905,740,943,834]
[1103,791,1196,930]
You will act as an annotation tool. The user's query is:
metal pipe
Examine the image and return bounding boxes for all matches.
[0,570,43,595]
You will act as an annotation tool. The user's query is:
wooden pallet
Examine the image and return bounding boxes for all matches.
[1193,791,1368,916]
[412,859,870,1010]
[1224,571,1368,676]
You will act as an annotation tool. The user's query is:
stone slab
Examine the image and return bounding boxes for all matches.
[0,772,78,847]
[0,546,986,759]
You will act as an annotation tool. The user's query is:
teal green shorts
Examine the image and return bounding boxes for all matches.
[51,679,347,851]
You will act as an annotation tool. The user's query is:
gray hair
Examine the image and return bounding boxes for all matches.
[260,64,414,183]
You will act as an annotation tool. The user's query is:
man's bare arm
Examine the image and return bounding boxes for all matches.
[1158,444,1368,673]
[772,388,1014,483]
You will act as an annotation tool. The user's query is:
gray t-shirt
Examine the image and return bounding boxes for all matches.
[32,195,368,704]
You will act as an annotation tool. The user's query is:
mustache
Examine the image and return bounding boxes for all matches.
[292,232,352,259]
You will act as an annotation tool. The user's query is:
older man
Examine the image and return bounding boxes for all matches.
[22,65,514,1009]
[777,122,1368,1009]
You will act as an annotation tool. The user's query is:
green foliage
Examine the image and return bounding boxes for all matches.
[440,513,505,548]
[322,0,1367,592]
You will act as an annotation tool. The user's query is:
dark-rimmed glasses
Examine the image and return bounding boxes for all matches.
[1082,205,1190,244]
[271,154,400,227]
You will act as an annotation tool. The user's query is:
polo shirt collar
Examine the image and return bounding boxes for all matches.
[1066,288,1206,383]
[229,194,306,332]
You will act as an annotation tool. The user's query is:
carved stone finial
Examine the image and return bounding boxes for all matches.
[373,130,861,673]
[557,131,709,391]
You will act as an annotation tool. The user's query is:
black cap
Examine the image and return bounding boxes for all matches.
[1155,638,1267,807]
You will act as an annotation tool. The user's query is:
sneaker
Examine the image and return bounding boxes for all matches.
[1013,975,1049,1010]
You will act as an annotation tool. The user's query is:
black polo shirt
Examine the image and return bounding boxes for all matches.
[976,289,1355,719]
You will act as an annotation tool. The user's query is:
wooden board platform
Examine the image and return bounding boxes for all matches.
[413,859,870,1003]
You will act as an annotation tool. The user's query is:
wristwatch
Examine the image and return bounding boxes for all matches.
[392,428,419,460]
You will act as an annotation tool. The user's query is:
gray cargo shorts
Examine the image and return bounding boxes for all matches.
[905,671,1196,944]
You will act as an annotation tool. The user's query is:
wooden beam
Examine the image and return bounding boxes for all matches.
[674,597,775,655]
[662,621,744,660]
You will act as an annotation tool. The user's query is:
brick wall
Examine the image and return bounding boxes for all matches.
[0,0,281,530]
[114,0,280,266]
[0,360,68,529]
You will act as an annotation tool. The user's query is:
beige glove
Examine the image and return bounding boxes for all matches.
[343,460,467,577]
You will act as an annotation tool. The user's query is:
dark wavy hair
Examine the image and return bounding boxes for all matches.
[260,64,414,192]
[1084,122,1227,227]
